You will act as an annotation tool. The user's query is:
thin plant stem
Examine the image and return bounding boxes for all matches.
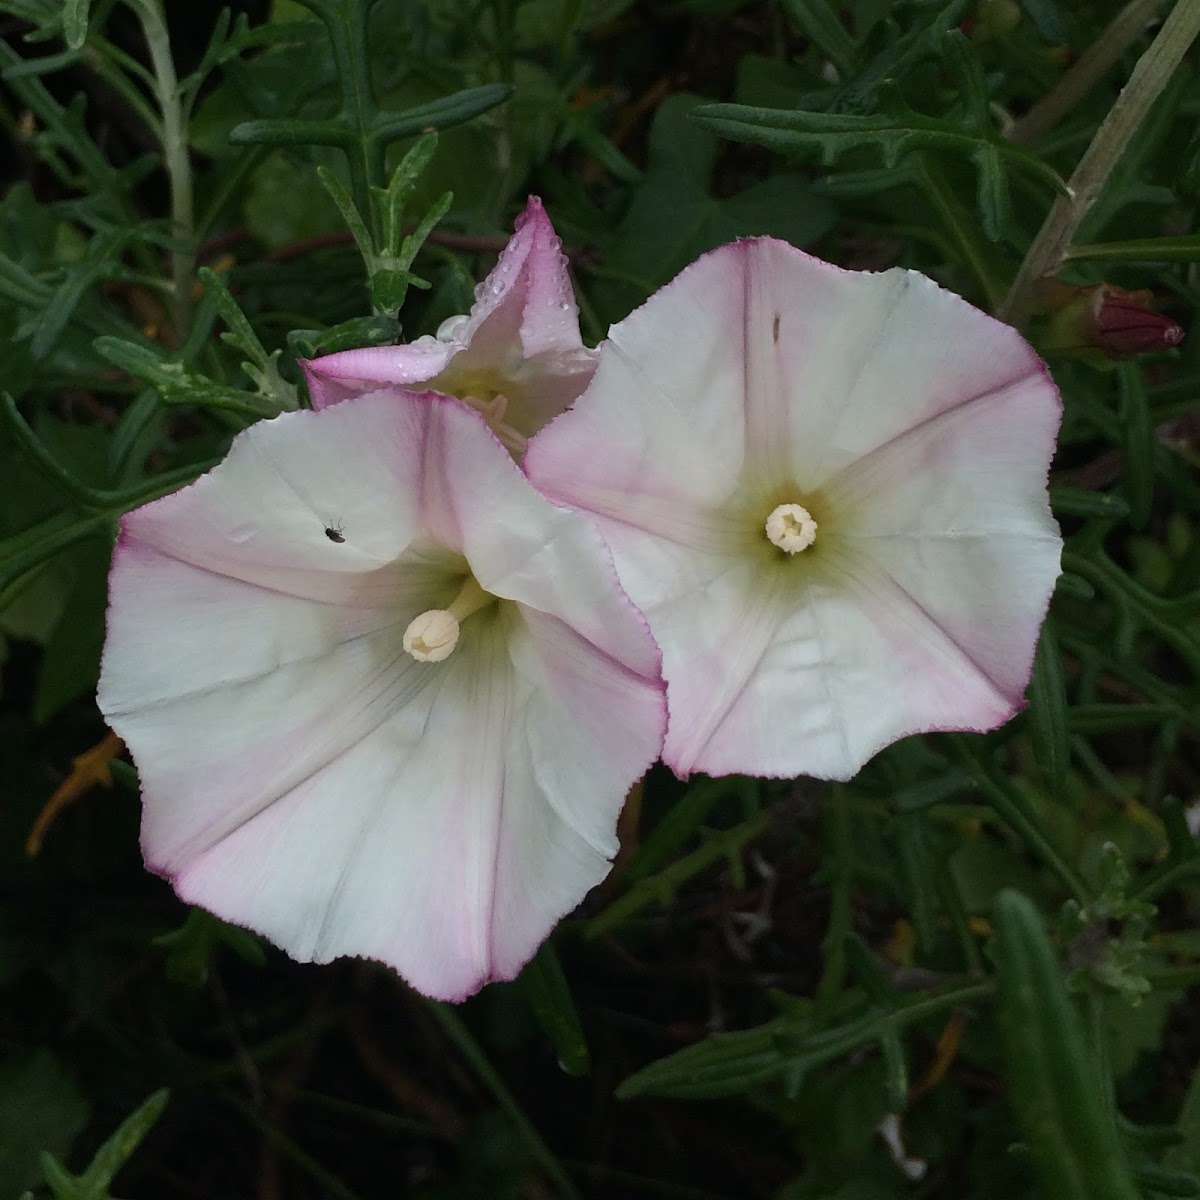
[951,737,1091,905]
[129,0,195,338]
[426,1002,583,1200]
[1000,0,1200,326]
[1008,0,1167,146]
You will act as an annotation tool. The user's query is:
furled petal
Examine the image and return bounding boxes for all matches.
[526,237,1061,780]
[302,198,597,438]
[99,390,664,1000]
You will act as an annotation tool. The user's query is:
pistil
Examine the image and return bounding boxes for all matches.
[403,576,494,662]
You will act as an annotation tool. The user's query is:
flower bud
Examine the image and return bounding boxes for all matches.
[1036,281,1184,362]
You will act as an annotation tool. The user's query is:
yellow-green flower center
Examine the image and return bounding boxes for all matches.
[433,365,527,457]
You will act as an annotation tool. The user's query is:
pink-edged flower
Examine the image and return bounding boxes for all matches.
[302,197,596,456]
[97,390,664,1001]
[526,238,1063,781]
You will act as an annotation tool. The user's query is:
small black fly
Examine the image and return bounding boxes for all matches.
[324,523,345,543]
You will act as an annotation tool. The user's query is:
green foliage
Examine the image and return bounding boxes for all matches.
[39,1090,168,1200]
[1,0,1199,1196]
[994,890,1140,1200]
[0,1051,88,1200]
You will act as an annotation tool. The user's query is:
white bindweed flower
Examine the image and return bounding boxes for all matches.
[302,197,596,456]
[97,390,665,1001]
[526,238,1063,781]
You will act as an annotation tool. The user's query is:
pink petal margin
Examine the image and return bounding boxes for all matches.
[98,390,665,1000]
[527,237,1063,782]
[300,197,585,410]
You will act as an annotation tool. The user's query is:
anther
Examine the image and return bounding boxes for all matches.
[765,503,817,554]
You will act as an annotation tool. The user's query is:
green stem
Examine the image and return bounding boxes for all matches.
[952,738,1091,904]
[912,152,1005,310]
[1001,0,1200,325]
[426,1003,582,1200]
[130,0,194,338]
[1008,0,1168,145]
[815,787,854,1017]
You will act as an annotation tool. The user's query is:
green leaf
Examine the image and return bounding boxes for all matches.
[1027,622,1068,795]
[616,980,989,1100]
[93,337,282,418]
[1166,1059,1200,1176]
[1066,234,1200,263]
[1117,365,1154,529]
[62,0,89,49]
[287,314,399,360]
[370,84,513,142]
[993,890,1141,1200]
[597,94,835,314]
[691,94,1066,198]
[517,943,590,1076]
[153,908,265,987]
[32,538,109,723]
[316,164,376,264]
[972,143,1010,242]
[40,1089,169,1200]
[1067,703,1188,734]
[781,0,859,77]
[0,1050,88,1200]
[1049,487,1130,519]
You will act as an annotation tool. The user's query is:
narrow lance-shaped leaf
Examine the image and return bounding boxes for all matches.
[63,0,90,50]
[993,890,1141,1200]
[1028,620,1069,795]
[518,942,590,1077]
[690,95,1067,201]
[781,0,859,77]
[1118,364,1154,528]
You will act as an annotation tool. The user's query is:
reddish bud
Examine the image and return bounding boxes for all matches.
[1037,282,1185,361]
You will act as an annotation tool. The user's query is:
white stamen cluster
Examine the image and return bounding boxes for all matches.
[765,503,818,554]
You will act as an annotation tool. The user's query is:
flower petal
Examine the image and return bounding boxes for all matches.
[302,340,456,410]
[301,197,593,432]
[528,237,1061,780]
[100,389,664,999]
[525,246,758,523]
[457,195,587,360]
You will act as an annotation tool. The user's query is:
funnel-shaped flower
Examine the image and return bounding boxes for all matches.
[97,391,664,1001]
[302,197,596,455]
[526,238,1062,781]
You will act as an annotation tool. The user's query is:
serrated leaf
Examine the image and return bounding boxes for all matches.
[93,337,280,418]
[691,96,1066,203]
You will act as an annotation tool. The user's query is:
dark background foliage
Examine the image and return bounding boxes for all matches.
[2,1,1200,1197]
